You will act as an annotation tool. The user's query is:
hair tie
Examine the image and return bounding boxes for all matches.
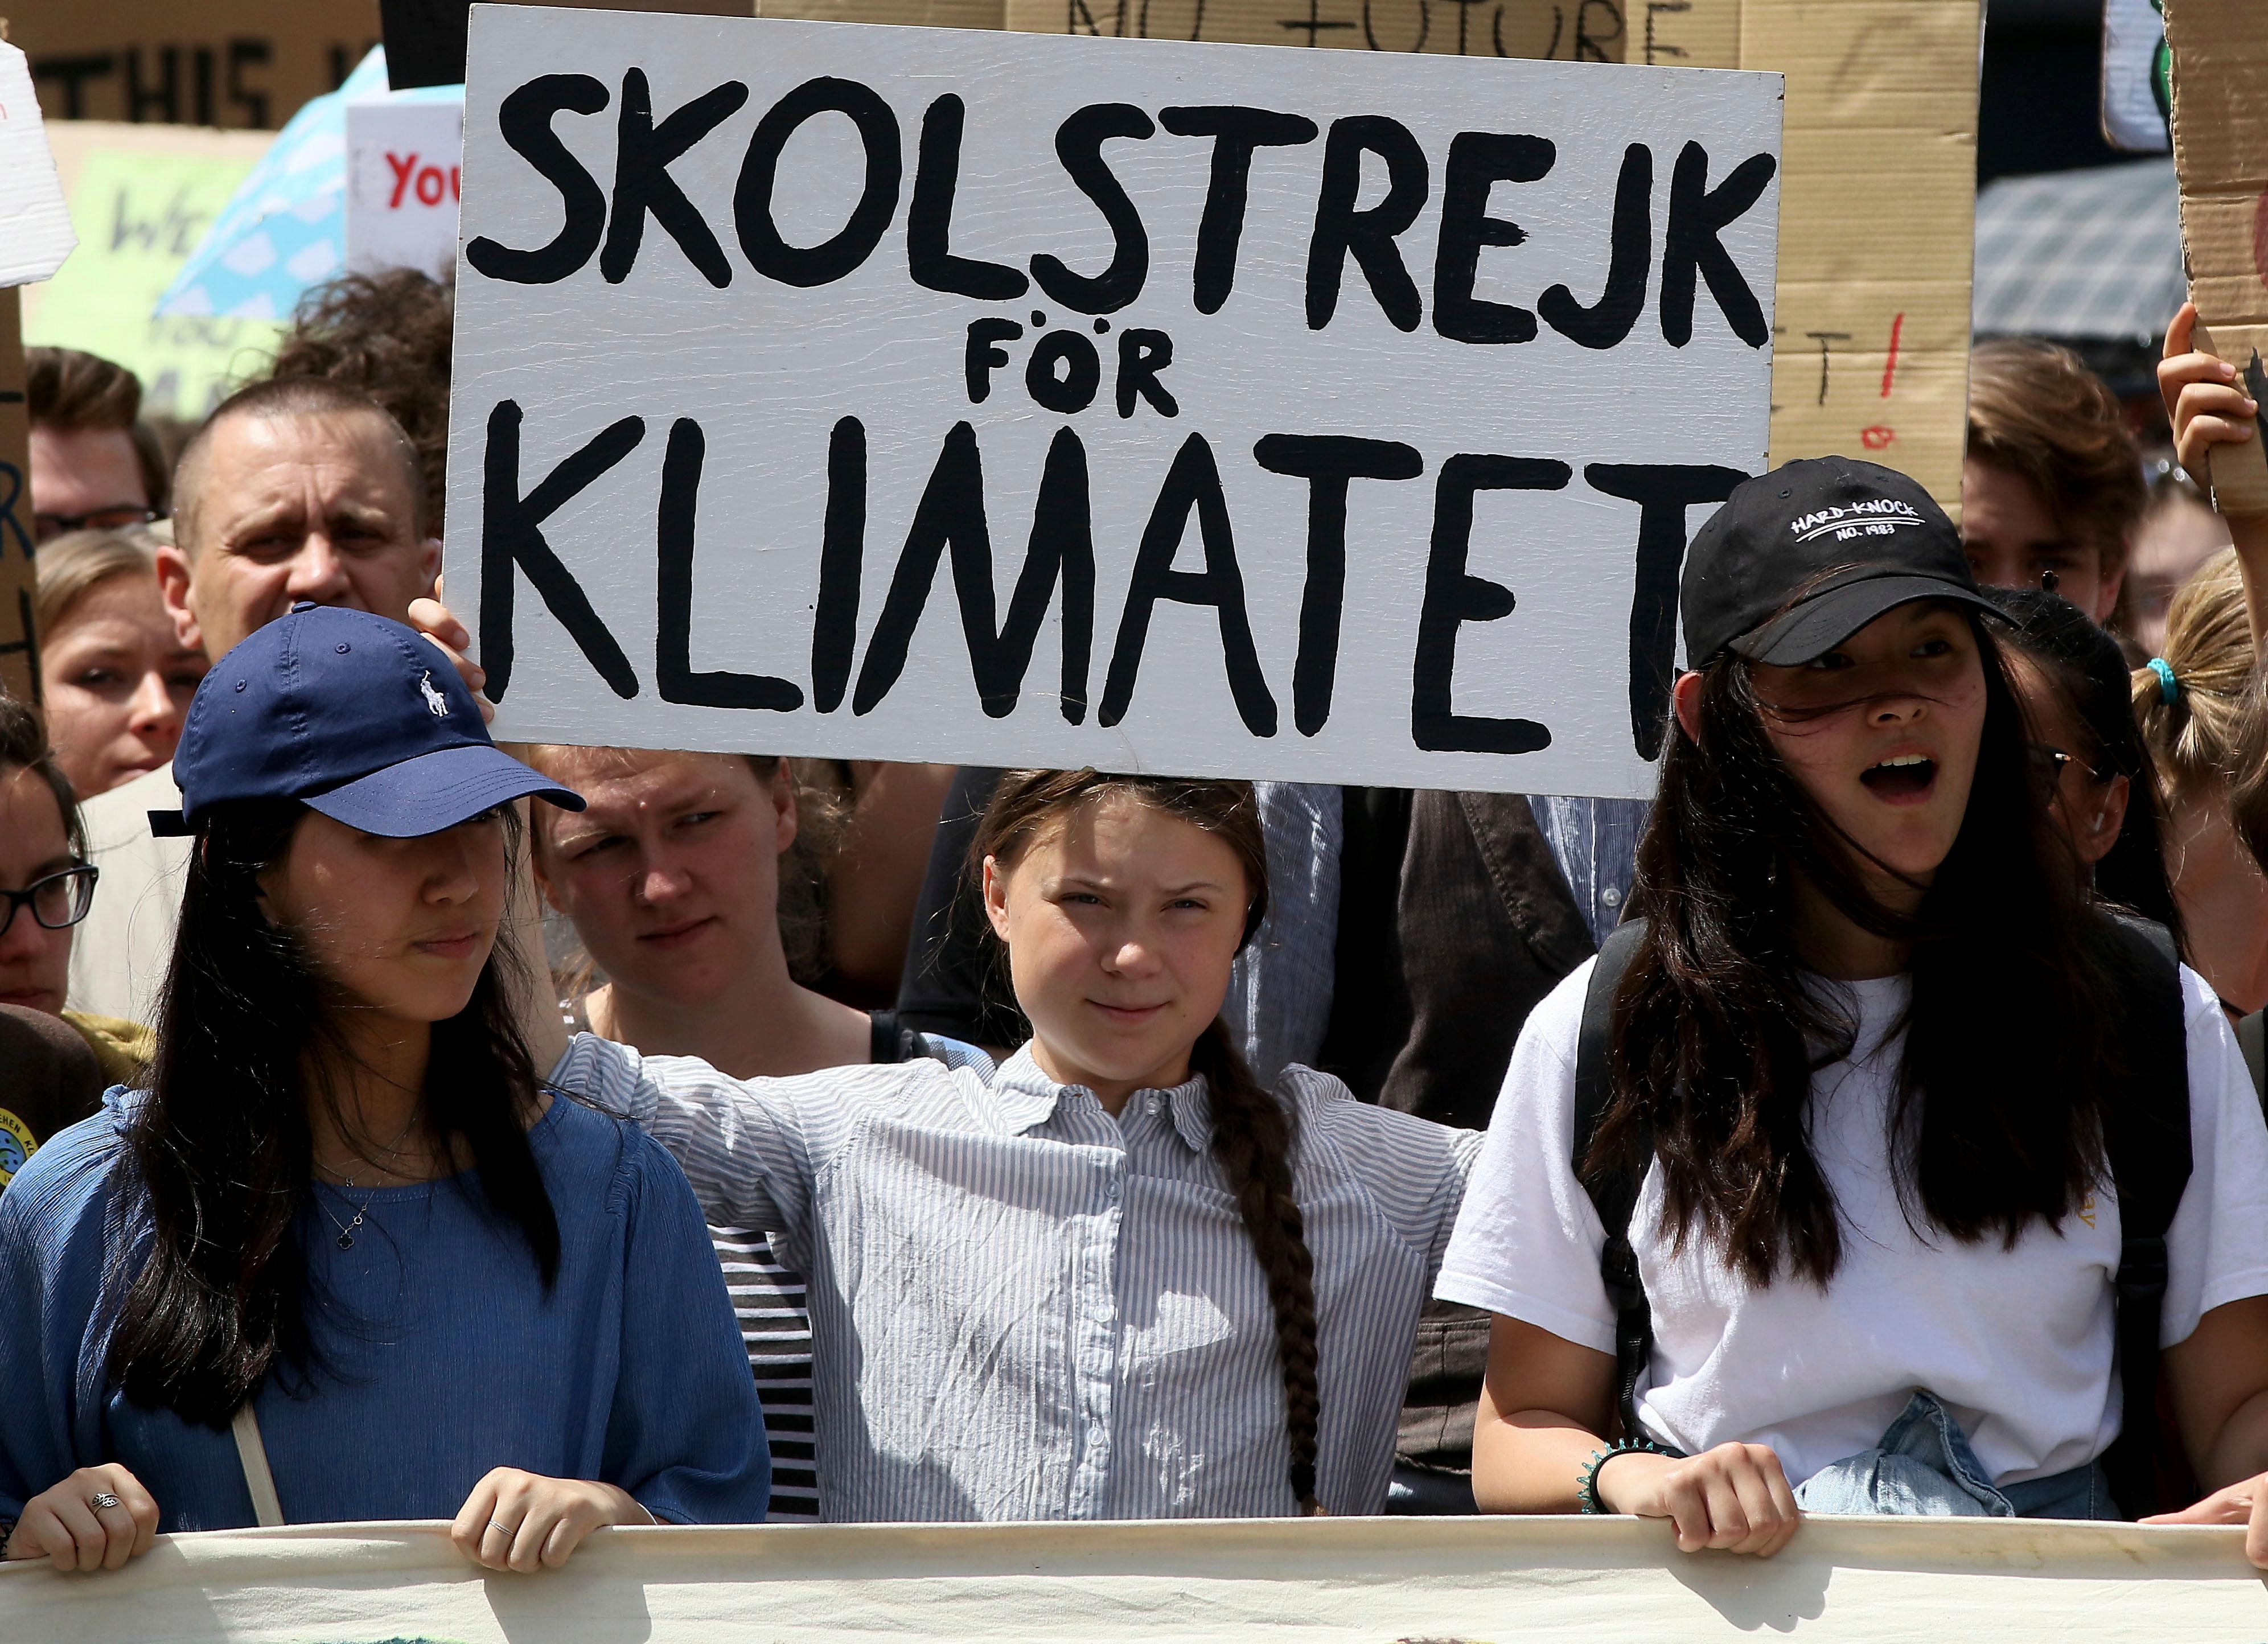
[2148,656,2180,705]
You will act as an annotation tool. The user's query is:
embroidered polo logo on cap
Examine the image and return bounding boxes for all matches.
[418,671,449,717]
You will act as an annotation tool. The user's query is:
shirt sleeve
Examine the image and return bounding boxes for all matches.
[1432,960,1620,1355]
[0,1119,123,1525]
[2162,966,2268,1347]
[549,1035,812,1253]
[1425,1127,1486,1290]
[1296,1066,1484,1288]
[601,1131,772,1524]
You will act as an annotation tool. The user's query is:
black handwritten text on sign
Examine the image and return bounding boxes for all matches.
[449,7,1780,796]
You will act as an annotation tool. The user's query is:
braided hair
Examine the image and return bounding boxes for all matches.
[971,770,1322,1513]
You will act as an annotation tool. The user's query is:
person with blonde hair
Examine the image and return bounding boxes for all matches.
[34,527,207,801]
[2135,550,2268,1020]
[521,743,982,1522]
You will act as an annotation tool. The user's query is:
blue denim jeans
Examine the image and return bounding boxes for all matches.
[1792,1391,2120,1520]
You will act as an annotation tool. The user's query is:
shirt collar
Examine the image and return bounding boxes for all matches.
[992,1045,1215,1153]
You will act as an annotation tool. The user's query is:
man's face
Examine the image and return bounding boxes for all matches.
[29,425,151,543]
[159,410,440,661]
[1959,457,2125,624]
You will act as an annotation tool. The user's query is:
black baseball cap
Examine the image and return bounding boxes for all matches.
[151,603,584,837]
[1681,457,1996,668]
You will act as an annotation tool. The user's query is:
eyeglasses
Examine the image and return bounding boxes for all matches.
[34,505,161,545]
[0,865,100,938]
[2025,742,2113,798]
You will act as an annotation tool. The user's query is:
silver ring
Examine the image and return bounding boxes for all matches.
[88,1493,123,1512]
[487,1519,513,1538]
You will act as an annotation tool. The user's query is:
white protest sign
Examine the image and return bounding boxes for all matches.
[0,43,77,287]
[5,1515,2267,1642]
[346,97,469,281]
[2103,0,2173,154]
[450,6,1780,797]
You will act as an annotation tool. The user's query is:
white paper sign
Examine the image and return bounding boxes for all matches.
[347,99,469,281]
[450,6,1781,796]
[0,42,77,287]
[2102,0,2172,155]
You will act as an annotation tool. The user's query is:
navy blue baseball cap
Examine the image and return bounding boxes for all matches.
[151,603,584,837]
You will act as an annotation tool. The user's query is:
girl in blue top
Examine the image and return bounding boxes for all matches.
[0,605,770,1575]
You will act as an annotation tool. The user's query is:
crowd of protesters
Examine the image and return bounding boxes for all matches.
[7,269,2268,1575]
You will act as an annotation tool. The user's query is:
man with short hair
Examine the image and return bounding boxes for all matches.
[69,379,442,1022]
[26,348,168,544]
[1962,338,2148,626]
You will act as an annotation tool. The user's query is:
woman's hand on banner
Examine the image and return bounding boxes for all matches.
[3,1465,161,1572]
[451,1468,656,1572]
[1596,1441,1801,1558]
[2141,1476,2268,1568]
[408,583,496,725]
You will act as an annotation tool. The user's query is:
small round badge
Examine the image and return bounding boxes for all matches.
[0,1107,36,1188]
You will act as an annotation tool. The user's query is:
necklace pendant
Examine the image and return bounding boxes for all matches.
[337,1231,355,1250]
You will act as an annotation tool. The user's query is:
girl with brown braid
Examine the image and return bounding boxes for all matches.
[551,770,1477,1520]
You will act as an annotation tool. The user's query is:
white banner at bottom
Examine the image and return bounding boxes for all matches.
[3,1513,2263,1642]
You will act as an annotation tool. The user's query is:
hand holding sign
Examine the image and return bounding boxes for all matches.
[2162,0,2268,516]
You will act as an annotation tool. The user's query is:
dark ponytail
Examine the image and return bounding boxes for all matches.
[971,769,1322,1511]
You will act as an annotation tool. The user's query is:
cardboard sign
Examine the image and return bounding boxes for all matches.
[800,0,1975,511]
[0,43,77,288]
[763,0,1629,57]
[3,1515,2267,1641]
[2162,0,2268,516]
[0,290,34,706]
[450,7,1780,796]
[347,97,467,280]
[11,0,383,130]
[995,0,1632,60]
[1654,0,1981,513]
[2103,0,2172,154]
[19,122,286,422]
[9,0,808,133]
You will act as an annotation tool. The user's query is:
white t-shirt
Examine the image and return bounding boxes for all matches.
[66,762,189,1025]
[1437,956,2268,1488]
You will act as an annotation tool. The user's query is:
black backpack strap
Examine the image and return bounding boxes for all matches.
[1572,918,1654,1443]
[2099,916,2192,1518]
[868,1008,921,1066]
[2238,1010,2267,1111]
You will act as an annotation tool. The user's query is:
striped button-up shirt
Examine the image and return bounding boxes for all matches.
[551,1036,1478,1522]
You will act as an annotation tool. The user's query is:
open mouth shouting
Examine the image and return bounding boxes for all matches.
[1859,753,1937,802]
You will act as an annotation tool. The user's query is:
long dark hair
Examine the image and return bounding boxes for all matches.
[1982,586,2187,949]
[970,771,1321,1511]
[0,698,84,852]
[106,800,561,1425]
[1592,605,2131,1287]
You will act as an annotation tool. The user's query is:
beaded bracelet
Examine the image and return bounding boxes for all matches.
[1577,1437,1673,1514]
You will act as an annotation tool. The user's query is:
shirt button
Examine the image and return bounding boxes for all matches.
[1601,886,1623,909]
